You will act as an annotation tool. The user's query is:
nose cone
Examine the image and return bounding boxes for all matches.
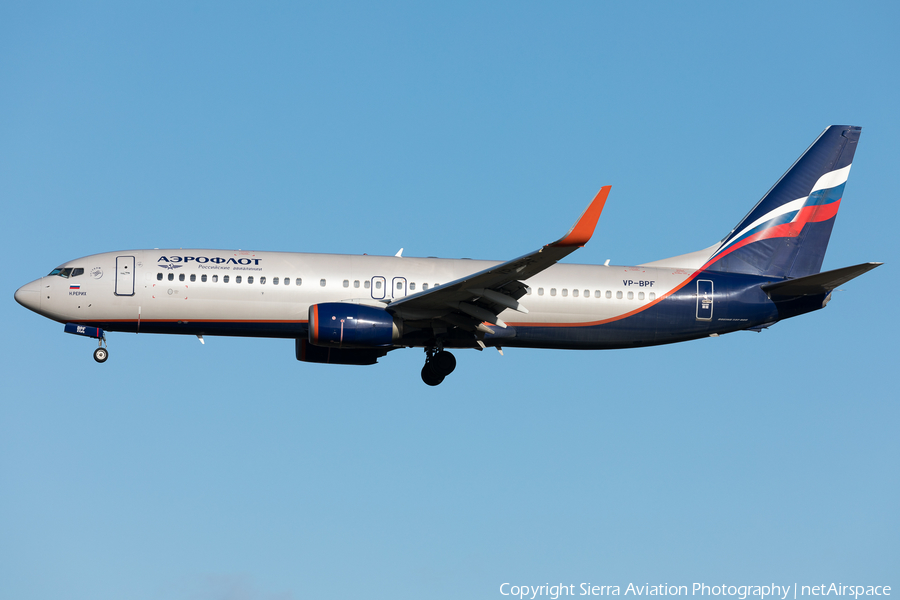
[15,279,41,313]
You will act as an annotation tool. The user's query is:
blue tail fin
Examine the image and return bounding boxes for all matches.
[706,125,861,278]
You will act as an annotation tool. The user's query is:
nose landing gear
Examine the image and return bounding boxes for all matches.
[421,347,456,386]
[64,323,109,363]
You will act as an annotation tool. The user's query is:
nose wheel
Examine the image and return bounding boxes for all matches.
[93,335,109,363]
[93,347,109,363]
[421,349,456,386]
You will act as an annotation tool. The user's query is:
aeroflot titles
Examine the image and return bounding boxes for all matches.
[158,256,262,265]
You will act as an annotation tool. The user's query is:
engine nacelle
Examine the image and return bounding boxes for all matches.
[295,339,388,365]
[308,303,400,349]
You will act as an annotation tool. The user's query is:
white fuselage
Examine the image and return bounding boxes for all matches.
[22,248,699,337]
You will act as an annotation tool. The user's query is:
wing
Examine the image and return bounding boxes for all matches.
[386,186,610,337]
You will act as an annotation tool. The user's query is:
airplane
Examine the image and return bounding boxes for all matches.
[15,125,881,386]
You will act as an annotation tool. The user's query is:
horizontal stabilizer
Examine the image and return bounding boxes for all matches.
[761,262,882,300]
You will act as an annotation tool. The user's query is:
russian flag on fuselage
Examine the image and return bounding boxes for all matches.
[706,126,860,279]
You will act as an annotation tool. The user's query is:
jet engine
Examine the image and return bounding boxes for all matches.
[308,303,400,349]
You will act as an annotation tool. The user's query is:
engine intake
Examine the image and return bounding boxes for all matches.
[308,303,400,349]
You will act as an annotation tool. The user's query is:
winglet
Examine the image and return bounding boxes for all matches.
[551,186,611,247]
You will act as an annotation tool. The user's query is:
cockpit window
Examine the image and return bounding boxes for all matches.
[70,268,84,277]
[48,267,73,278]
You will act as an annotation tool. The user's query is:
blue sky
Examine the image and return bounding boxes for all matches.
[2,3,898,599]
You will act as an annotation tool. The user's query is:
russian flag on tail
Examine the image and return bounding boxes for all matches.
[706,125,861,279]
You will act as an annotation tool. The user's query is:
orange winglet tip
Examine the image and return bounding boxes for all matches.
[552,185,611,247]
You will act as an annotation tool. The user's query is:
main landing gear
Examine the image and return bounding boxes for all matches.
[421,347,456,386]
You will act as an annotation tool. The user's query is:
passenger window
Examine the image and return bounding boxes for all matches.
[190,274,196,282]
[343,280,349,288]
[273,277,279,285]
[375,280,382,289]
[594,290,601,298]
[223,275,229,283]
[616,291,623,299]
[396,281,403,290]
[550,288,557,296]
[354,280,360,288]
[526,287,532,295]
[201,274,207,282]
[422,283,428,290]
[260,277,266,284]
[364,280,370,289]
[236,276,242,284]
[606,290,612,299]
[410,282,416,291]
[572,289,579,297]
[296,278,302,286]
[562,289,568,297]
[649,292,656,300]
[584,289,589,298]
[157,273,163,281]
[320,279,326,287]
[168,273,174,281]
[212,274,218,283]
[179,273,185,282]
[638,292,645,300]
[248,276,254,284]
[538,288,544,296]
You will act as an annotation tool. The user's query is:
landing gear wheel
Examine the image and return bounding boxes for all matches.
[93,347,109,363]
[431,351,456,377]
[421,364,444,386]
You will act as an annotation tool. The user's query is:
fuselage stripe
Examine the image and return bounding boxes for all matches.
[508,269,702,328]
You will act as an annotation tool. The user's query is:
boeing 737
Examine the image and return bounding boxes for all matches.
[15,125,881,385]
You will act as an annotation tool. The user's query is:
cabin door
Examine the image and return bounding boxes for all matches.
[696,280,713,321]
[115,256,135,296]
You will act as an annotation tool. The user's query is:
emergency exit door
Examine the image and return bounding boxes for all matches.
[115,256,135,296]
